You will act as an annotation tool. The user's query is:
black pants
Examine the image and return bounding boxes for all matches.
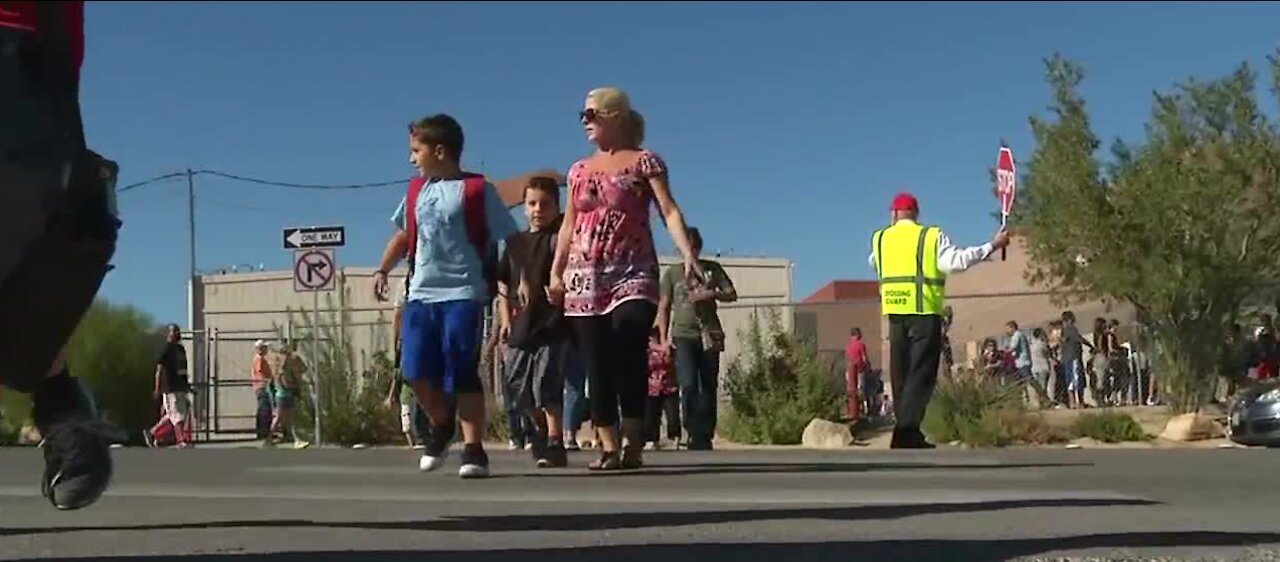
[643,394,681,443]
[2,26,115,395]
[888,314,943,436]
[569,300,657,427]
[254,388,274,439]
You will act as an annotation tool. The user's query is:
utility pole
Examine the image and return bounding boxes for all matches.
[187,168,196,281]
[185,169,202,435]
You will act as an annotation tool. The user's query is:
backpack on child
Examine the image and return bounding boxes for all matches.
[402,173,498,301]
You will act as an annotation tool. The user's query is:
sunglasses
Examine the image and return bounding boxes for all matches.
[578,108,600,123]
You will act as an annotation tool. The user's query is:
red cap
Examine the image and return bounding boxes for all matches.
[890,192,919,212]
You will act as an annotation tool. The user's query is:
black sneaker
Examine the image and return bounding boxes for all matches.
[529,428,549,466]
[34,374,126,511]
[418,422,456,472]
[458,443,491,479]
[538,441,568,469]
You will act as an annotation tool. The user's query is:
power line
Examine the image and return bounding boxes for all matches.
[117,169,410,193]
[118,172,188,192]
[198,170,409,190]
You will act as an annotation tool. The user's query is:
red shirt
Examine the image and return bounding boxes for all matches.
[845,338,868,373]
[0,1,85,76]
[647,343,677,397]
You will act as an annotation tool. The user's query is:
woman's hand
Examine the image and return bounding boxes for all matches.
[372,271,390,302]
[684,255,704,286]
[547,275,567,306]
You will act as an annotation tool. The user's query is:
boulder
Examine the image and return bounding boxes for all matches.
[18,424,42,446]
[802,419,853,449]
[1159,413,1224,442]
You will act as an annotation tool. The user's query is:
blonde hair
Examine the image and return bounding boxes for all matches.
[587,87,645,147]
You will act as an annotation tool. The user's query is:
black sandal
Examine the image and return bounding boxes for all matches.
[621,445,644,470]
[588,451,621,471]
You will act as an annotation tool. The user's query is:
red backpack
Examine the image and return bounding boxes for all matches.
[403,173,497,301]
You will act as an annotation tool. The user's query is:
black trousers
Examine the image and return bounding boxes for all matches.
[643,394,681,443]
[569,300,657,427]
[887,314,943,435]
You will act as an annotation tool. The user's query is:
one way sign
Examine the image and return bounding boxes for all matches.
[283,225,345,249]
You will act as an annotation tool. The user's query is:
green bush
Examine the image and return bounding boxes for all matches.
[921,373,1073,447]
[722,308,845,445]
[922,373,1023,446]
[1073,410,1149,443]
[486,397,510,443]
[0,389,32,445]
[67,300,165,444]
[280,286,401,447]
[994,410,1074,446]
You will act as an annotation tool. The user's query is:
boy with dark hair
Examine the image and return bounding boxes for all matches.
[497,176,570,468]
[373,114,517,479]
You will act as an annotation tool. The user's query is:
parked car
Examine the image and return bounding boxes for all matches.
[1227,381,1280,447]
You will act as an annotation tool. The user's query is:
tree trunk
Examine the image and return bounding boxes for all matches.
[1157,321,1219,414]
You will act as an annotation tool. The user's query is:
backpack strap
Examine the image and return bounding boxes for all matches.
[460,173,499,301]
[461,173,489,255]
[402,176,426,302]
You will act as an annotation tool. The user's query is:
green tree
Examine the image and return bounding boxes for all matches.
[1016,52,1280,413]
[67,300,165,442]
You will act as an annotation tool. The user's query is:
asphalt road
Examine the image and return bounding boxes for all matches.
[1,446,1277,561]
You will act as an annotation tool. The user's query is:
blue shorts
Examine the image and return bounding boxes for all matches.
[400,299,485,394]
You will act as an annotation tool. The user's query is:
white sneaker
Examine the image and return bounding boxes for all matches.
[458,444,491,479]
[419,449,449,472]
[459,463,491,479]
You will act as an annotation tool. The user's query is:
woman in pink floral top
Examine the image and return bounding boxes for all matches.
[549,87,701,471]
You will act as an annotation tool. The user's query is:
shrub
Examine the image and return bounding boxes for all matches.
[1073,410,1149,443]
[0,390,32,445]
[280,286,401,447]
[486,397,510,443]
[995,410,1073,446]
[723,308,845,445]
[67,300,165,444]
[922,373,1022,446]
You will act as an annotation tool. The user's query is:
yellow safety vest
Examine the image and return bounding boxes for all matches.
[872,220,946,316]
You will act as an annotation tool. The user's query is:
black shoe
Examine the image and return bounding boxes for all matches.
[458,443,491,479]
[418,422,456,472]
[687,440,714,451]
[889,428,936,450]
[538,441,568,469]
[529,428,549,465]
[34,374,125,511]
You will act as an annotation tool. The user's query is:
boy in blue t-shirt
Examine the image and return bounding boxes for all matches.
[373,114,517,479]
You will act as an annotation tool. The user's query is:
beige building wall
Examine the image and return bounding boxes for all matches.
[196,256,792,435]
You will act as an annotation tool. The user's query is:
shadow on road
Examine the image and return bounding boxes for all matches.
[1,498,1153,536]
[502,460,1093,478]
[29,531,1280,562]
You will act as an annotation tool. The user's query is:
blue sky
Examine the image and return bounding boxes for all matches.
[85,1,1280,325]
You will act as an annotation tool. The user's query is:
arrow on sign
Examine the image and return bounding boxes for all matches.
[306,259,328,284]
